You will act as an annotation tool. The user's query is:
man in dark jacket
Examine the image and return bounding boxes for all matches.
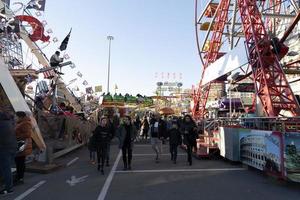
[117,116,136,170]
[93,116,111,174]
[0,111,17,195]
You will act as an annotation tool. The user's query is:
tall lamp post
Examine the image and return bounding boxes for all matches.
[107,35,114,93]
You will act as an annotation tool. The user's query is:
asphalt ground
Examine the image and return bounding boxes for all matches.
[2,142,300,200]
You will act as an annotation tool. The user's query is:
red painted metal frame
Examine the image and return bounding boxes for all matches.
[237,0,300,116]
[264,0,282,32]
[192,0,231,119]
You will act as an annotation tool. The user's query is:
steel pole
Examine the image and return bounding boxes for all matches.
[107,36,114,93]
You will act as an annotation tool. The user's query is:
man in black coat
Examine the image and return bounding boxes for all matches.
[0,111,17,195]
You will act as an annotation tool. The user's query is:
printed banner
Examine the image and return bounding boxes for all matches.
[95,85,102,93]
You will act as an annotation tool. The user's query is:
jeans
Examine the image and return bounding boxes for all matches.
[186,145,192,165]
[151,137,162,159]
[0,151,14,190]
[15,156,26,180]
[97,146,107,168]
[106,142,111,164]
[122,146,132,168]
[89,151,96,161]
[170,144,178,161]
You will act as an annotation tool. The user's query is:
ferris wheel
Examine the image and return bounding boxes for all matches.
[193,0,300,119]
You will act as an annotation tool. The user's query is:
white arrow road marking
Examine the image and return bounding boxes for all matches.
[66,175,89,186]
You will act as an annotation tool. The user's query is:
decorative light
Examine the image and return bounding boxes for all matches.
[35,11,42,17]
[42,20,47,26]
[46,29,53,34]
[63,54,70,60]
[52,37,58,43]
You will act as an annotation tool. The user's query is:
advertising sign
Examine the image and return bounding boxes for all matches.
[239,129,283,176]
[284,132,300,182]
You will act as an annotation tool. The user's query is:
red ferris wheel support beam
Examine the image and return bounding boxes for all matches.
[237,0,300,117]
[192,0,231,119]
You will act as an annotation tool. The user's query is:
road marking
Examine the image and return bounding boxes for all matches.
[133,153,186,156]
[66,175,89,186]
[115,168,246,173]
[67,157,79,166]
[14,180,46,200]
[97,150,121,200]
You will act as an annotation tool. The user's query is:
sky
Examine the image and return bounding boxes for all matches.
[11,0,204,96]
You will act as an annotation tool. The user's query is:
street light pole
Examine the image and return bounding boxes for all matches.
[107,35,114,93]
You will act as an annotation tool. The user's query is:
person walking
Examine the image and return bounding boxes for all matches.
[117,116,137,170]
[105,118,115,167]
[141,116,149,140]
[180,115,197,166]
[93,116,111,174]
[0,111,16,195]
[168,121,182,164]
[14,111,33,185]
[87,134,96,164]
[159,117,167,144]
[150,114,163,163]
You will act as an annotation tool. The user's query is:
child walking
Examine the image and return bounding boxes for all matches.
[168,121,182,164]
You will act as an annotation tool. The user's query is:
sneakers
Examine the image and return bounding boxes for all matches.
[0,189,13,195]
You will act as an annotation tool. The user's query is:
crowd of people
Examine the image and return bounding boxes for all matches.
[0,110,33,195]
[0,109,200,196]
[88,112,199,175]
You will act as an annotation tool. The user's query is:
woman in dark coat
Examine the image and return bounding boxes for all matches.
[117,116,137,170]
[15,111,33,184]
[93,117,111,174]
[180,115,197,166]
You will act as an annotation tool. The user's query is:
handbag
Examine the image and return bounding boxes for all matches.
[16,139,28,154]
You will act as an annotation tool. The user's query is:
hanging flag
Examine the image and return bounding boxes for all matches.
[1,0,10,7]
[68,78,77,85]
[59,28,72,51]
[76,71,82,78]
[85,87,93,94]
[95,85,102,93]
[82,80,88,86]
[26,0,46,11]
